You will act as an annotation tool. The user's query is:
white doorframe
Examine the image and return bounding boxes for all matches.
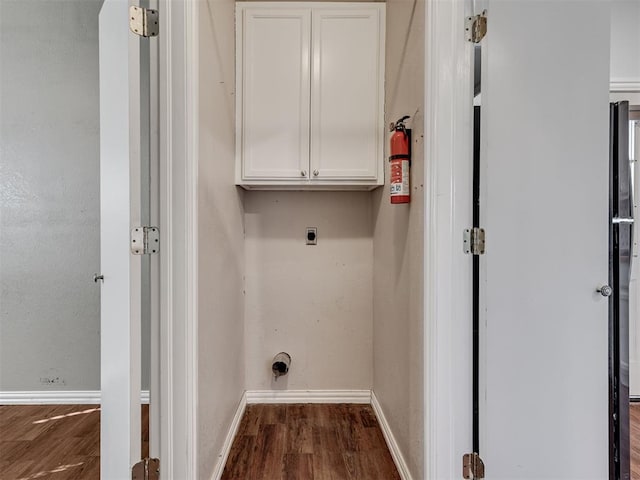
[159,0,478,477]
[423,0,475,478]
[158,0,199,478]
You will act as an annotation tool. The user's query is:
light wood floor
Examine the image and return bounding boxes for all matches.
[221,403,401,480]
[0,404,148,480]
[632,403,640,478]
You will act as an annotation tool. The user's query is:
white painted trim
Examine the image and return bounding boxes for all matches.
[211,393,248,480]
[186,1,200,478]
[0,391,150,405]
[371,392,413,480]
[610,79,640,92]
[147,0,161,460]
[159,0,199,478]
[245,389,371,404]
[423,0,474,479]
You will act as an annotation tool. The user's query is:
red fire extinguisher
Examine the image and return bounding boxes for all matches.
[389,116,411,204]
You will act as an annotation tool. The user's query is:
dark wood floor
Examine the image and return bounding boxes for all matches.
[0,404,149,480]
[5,402,640,478]
[221,403,400,480]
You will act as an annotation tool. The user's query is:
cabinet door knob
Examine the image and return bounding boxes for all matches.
[301,170,307,177]
[313,169,319,177]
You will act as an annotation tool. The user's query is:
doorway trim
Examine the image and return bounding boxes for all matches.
[159,0,480,477]
[423,0,475,478]
[159,0,199,478]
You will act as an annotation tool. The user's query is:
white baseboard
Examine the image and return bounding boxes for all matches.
[211,390,410,479]
[371,391,413,480]
[245,389,371,404]
[211,392,247,480]
[610,79,640,92]
[0,390,151,405]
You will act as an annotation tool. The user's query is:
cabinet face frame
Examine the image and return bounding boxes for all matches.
[235,2,386,190]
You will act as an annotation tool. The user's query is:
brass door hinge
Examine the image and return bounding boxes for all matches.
[465,11,487,43]
[463,452,485,479]
[130,6,159,38]
[132,458,160,480]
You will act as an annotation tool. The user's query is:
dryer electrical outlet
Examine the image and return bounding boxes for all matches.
[306,227,317,245]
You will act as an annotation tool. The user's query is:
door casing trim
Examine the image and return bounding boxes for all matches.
[423,0,475,477]
[159,0,199,477]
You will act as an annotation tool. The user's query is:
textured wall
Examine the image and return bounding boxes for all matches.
[372,0,425,477]
[0,0,104,391]
[197,0,247,478]
[0,0,151,393]
[244,191,373,391]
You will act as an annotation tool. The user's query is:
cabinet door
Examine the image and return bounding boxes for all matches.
[238,8,311,180]
[310,7,384,181]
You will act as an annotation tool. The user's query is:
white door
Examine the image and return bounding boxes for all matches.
[99,1,150,477]
[479,1,611,478]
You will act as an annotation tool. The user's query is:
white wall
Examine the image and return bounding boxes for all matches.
[610,92,640,104]
[610,0,640,89]
[244,191,373,391]
[197,0,246,477]
[372,0,425,477]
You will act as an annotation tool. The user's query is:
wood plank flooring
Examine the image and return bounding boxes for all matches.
[4,402,640,478]
[221,404,401,480]
[0,404,148,480]
[632,403,640,478]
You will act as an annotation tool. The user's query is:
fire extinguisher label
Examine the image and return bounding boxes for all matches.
[390,159,410,196]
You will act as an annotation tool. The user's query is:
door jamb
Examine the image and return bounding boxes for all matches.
[158,0,199,478]
[423,0,475,477]
[158,0,479,476]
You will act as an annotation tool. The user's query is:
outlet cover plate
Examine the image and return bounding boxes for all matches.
[306,227,317,245]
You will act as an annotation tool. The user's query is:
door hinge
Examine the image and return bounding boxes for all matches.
[464,227,486,255]
[465,11,487,43]
[129,6,159,38]
[463,452,485,479]
[131,227,160,255]
[132,458,160,480]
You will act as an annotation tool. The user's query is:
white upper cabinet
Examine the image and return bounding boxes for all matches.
[235,2,386,189]
[237,7,311,180]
